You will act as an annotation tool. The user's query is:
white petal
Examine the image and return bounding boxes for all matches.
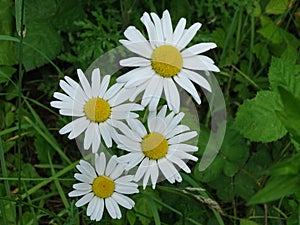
[162,10,173,43]
[99,75,111,98]
[105,197,121,219]
[157,105,167,118]
[120,40,154,59]
[74,173,93,183]
[59,80,76,98]
[67,117,90,139]
[149,160,159,189]
[165,112,185,134]
[73,183,91,191]
[92,126,101,153]
[123,26,153,58]
[128,118,148,138]
[166,154,191,173]
[117,67,151,83]
[114,175,134,184]
[120,57,151,67]
[53,92,72,102]
[134,157,149,182]
[75,192,94,207]
[104,83,123,100]
[117,135,141,152]
[172,18,186,45]
[78,160,97,178]
[168,131,197,144]
[165,125,190,139]
[140,12,157,48]
[148,116,167,133]
[141,75,162,107]
[158,158,179,183]
[115,184,139,194]
[181,42,217,57]
[124,70,153,89]
[90,198,101,221]
[110,164,125,180]
[68,189,91,197]
[87,195,98,216]
[99,122,113,148]
[77,69,92,99]
[169,143,198,152]
[105,155,118,176]
[177,22,202,50]
[111,192,135,209]
[117,152,144,167]
[150,12,164,44]
[163,78,180,113]
[181,69,211,92]
[91,68,101,97]
[174,74,201,104]
[84,123,96,150]
[170,149,198,161]
[110,120,141,142]
[148,77,163,111]
[58,109,84,117]
[95,152,106,176]
[95,198,104,221]
[183,55,220,72]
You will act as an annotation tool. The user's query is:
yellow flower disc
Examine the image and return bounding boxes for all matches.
[151,45,183,78]
[141,132,168,160]
[84,98,111,123]
[92,175,115,198]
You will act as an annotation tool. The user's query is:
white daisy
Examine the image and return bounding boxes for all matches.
[117,105,198,189]
[50,68,143,153]
[69,152,139,221]
[118,9,219,113]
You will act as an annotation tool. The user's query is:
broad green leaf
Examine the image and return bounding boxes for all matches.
[265,0,288,15]
[0,0,17,65]
[52,0,86,32]
[268,57,300,97]
[258,16,283,44]
[234,91,287,142]
[23,21,63,71]
[34,135,54,163]
[24,0,57,22]
[252,43,270,65]
[248,175,299,204]
[276,86,300,145]
[0,66,16,84]
[240,219,260,225]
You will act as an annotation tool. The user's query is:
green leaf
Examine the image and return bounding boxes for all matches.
[248,175,299,204]
[0,66,16,84]
[268,57,300,97]
[240,219,260,225]
[23,21,63,71]
[24,0,57,21]
[252,43,270,66]
[51,0,86,32]
[193,156,224,182]
[234,91,287,142]
[265,0,288,15]
[258,16,283,44]
[276,86,300,145]
[0,0,18,65]
[34,135,54,163]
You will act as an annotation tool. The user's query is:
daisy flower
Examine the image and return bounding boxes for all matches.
[50,68,143,153]
[118,9,219,113]
[117,105,198,189]
[69,152,139,221]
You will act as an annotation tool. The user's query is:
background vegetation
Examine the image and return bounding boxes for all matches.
[0,0,300,224]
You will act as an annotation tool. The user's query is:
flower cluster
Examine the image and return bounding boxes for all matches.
[51,10,219,222]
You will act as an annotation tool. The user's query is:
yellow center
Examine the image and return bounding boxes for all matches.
[92,175,115,198]
[141,132,168,160]
[84,98,111,123]
[151,45,183,78]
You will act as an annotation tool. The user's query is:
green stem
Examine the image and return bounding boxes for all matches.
[16,0,25,224]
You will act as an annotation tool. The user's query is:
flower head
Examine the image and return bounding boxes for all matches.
[51,68,143,153]
[69,152,139,221]
[117,105,198,189]
[118,10,219,113]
